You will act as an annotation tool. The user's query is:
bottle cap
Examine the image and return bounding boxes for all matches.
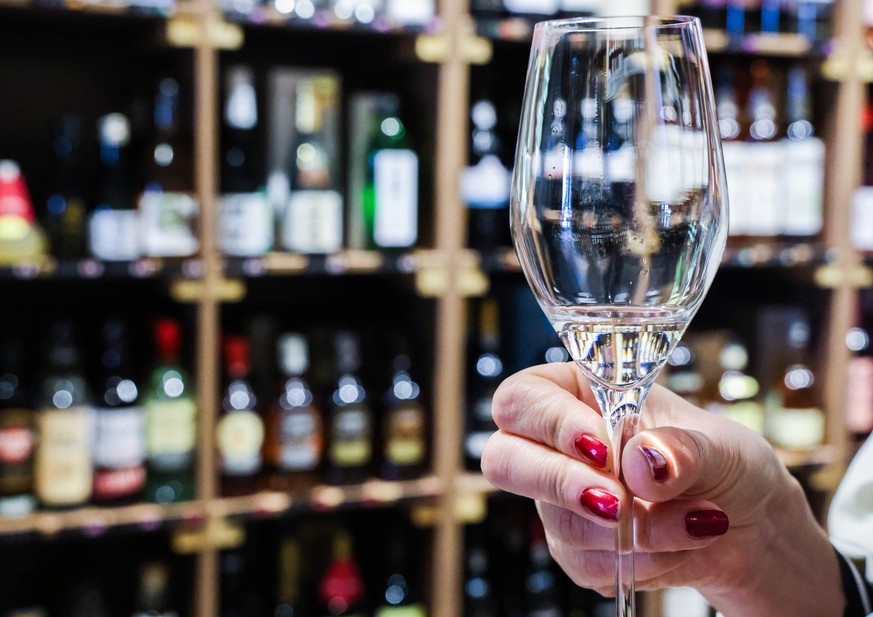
[279,333,309,376]
[154,318,181,362]
[471,101,497,131]
[98,113,131,148]
[0,161,36,223]
[224,336,250,378]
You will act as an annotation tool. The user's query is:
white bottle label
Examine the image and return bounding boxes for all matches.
[279,411,321,471]
[722,140,748,236]
[138,191,199,257]
[282,190,343,253]
[35,406,94,506]
[766,406,825,449]
[219,192,273,256]
[782,137,824,237]
[852,187,873,250]
[385,0,434,24]
[744,142,783,236]
[462,155,511,209]
[503,0,559,14]
[217,410,265,476]
[374,149,419,248]
[92,406,145,469]
[88,210,141,261]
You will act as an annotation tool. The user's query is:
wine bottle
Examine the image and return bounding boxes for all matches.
[34,321,93,509]
[765,315,825,448]
[91,319,147,505]
[139,78,199,258]
[845,326,873,437]
[88,113,141,262]
[744,59,782,238]
[462,100,511,251]
[281,74,343,254]
[714,66,748,239]
[380,352,427,481]
[132,562,179,617]
[525,519,561,617]
[0,160,48,265]
[464,530,498,617]
[362,97,418,250]
[264,333,323,491]
[324,332,374,485]
[0,336,37,518]
[782,65,824,238]
[274,533,307,617]
[219,65,273,257]
[317,528,367,617]
[45,114,87,259]
[373,527,427,616]
[704,340,764,435]
[143,318,197,503]
[464,299,505,472]
[217,336,265,497]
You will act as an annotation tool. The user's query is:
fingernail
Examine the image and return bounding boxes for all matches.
[639,445,669,482]
[685,510,730,539]
[581,488,620,522]
[575,433,608,469]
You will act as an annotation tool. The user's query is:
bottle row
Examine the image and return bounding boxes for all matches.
[678,0,835,43]
[0,65,422,266]
[0,316,430,517]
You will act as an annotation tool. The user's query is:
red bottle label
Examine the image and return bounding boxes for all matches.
[93,466,146,500]
[0,425,34,465]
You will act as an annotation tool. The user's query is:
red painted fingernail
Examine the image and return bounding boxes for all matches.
[581,488,620,522]
[575,433,608,468]
[685,510,730,538]
[640,445,669,482]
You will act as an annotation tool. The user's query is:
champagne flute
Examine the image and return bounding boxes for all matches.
[510,16,727,617]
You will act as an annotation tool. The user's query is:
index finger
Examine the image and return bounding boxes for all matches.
[491,362,611,469]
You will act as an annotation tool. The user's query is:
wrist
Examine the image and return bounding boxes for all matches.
[702,475,845,617]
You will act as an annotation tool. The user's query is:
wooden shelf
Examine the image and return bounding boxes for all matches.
[702,29,832,57]
[224,249,423,278]
[0,257,203,280]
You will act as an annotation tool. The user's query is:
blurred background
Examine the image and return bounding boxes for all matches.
[0,0,869,616]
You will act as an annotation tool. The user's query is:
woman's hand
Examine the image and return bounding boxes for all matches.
[480,362,844,617]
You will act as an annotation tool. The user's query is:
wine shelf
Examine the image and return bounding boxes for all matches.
[223,249,422,278]
[0,257,204,280]
[222,4,437,36]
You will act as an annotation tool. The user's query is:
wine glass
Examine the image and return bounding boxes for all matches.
[510,16,727,617]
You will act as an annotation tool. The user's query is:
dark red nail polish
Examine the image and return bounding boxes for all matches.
[581,488,620,522]
[575,433,608,468]
[685,510,730,539]
[640,445,669,482]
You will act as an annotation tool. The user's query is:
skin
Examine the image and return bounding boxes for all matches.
[480,362,845,617]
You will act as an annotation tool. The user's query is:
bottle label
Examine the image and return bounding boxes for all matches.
[35,406,93,506]
[138,190,199,257]
[92,406,145,469]
[279,411,322,471]
[373,149,418,248]
[217,410,265,476]
[461,155,511,210]
[465,431,492,460]
[503,0,559,13]
[708,401,765,435]
[330,409,372,467]
[766,406,825,449]
[0,494,36,518]
[88,209,141,261]
[374,605,427,617]
[722,141,748,236]
[0,420,34,465]
[384,405,425,466]
[473,396,493,422]
[744,142,782,236]
[93,465,146,501]
[145,399,197,470]
[282,190,343,253]
[219,192,273,257]
[782,137,825,236]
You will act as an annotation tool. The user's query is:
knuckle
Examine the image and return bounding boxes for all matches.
[490,373,531,430]
[479,433,512,488]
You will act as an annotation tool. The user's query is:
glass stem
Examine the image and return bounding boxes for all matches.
[593,385,647,617]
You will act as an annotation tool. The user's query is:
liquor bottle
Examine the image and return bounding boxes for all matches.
[89,113,141,262]
[704,341,764,435]
[362,97,418,250]
[744,59,782,238]
[714,66,748,238]
[781,65,824,238]
[143,318,197,503]
[0,337,37,518]
[317,528,367,617]
[664,342,705,408]
[464,531,498,617]
[217,336,265,497]
[845,326,873,437]
[34,321,93,509]
[465,299,505,471]
[275,533,307,617]
[91,319,146,505]
[264,333,323,491]
[380,352,427,481]
[525,520,561,617]
[765,316,825,448]
[0,160,48,265]
[132,563,179,617]
[139,78,199,258]
[373,528,427,617]
[219,65,273,257]
[462,100,511,251]
[281,74,343,254]
[324,332,374,485]
[45,114,87,259]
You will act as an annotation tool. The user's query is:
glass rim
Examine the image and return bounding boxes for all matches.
[533,14,700,33]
